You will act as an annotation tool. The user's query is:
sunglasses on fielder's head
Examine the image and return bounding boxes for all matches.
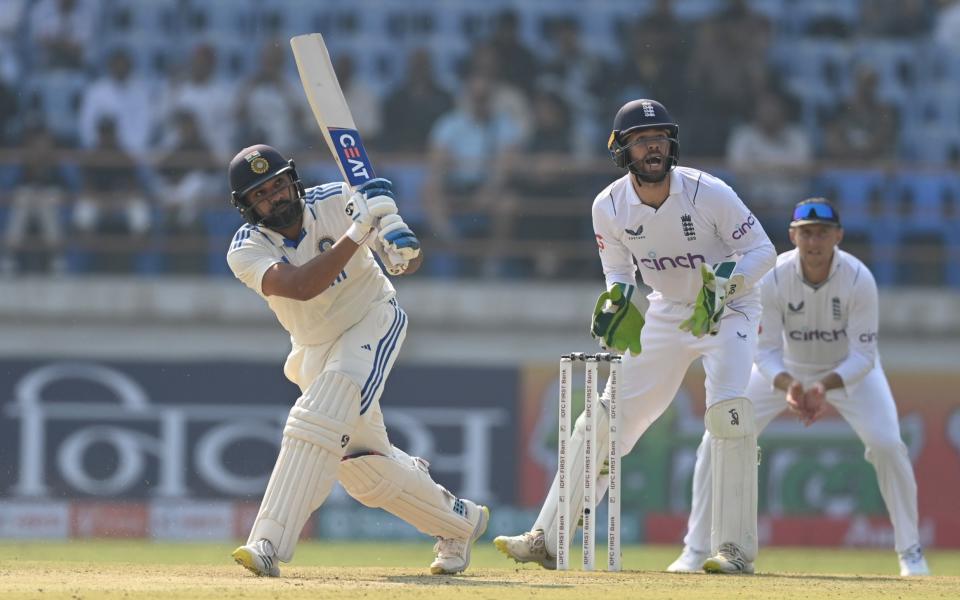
[791,200,840,225]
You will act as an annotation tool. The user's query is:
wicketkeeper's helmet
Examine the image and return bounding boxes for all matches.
[608,99,680,174]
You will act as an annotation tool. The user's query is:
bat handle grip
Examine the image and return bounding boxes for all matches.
[384,248,407,275]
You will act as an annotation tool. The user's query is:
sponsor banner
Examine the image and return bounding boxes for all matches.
[647,515,945,548]
[0,360,517,507]
[233,502,260,539]
[149,500,236,540]
[71,502,149,538]
[0,500,70,538]
[518,364,960,547]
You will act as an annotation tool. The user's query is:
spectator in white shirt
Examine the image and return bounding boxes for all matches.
[78,48,155,157]
[726,90,812,212]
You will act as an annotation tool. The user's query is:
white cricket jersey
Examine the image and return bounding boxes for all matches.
[592,167,775,305]
[227,183,395,346]
[755,248,879,388]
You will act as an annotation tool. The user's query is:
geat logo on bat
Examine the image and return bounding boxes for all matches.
[330,127,373,185]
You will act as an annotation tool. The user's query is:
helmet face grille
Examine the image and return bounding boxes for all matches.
[609,99,680,174]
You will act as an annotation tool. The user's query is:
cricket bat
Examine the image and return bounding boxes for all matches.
[290,33,405,270]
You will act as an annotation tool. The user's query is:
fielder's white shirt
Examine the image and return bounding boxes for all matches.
[592,167,776,305]
[755,248,879,388]
[227,183,395,346]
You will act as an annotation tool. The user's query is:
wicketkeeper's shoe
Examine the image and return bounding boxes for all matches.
[898,544,930,576]
[702,542,755,574]
[666,546,710,573]
[492,528,557,570]
[430,504,490,575]
[232,538,280,577]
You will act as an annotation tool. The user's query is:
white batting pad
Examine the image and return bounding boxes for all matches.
[537,405,611,557]
[704,397,758,562]
[248,371,360,561]
[338,447,478,540]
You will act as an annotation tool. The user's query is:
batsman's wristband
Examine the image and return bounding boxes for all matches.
[345,222,372,244]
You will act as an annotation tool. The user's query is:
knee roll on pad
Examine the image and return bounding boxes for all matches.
[339,447,476,540]
[248,371,360,562]
[705,397,758,562]
[705,396,755,438]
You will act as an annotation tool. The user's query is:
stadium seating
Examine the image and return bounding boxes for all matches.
[4,0,956,283]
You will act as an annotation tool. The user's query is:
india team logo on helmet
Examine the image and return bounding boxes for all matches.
[228,144,306,228]
[245,152,270,175]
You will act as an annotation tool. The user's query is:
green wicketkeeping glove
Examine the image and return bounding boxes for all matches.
[591,283,644,356]
[679,262,744,338]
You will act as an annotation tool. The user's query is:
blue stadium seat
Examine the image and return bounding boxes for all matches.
[891,173,959,234]
[901,124,960,164]
[928,44,960,83]
[776,39,853,90]
[99,34,182,77]
[788,0,860,35]
[672,0,722,21]
[914,84,960,130]
[27,72,88,143]
[889,173,960,286]
[203,207,244,275]
[183,0,254,34]
[102,0,180,36]
[749,0,787,22]
[206,34,259,80]
[377,162,428,227]
[814,169,891,229]
[854,40,922,107]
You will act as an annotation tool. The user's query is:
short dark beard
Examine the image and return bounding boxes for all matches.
[630,166,669,184]
[260,199,303,230]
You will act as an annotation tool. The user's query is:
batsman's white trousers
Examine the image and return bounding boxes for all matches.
[269,297,480,553]
[681,362,921,553]
[284,297,407,454]
[534,297,761,553]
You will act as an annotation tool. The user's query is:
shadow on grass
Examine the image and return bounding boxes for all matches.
[752,572,906,583]
[385,575,574,588]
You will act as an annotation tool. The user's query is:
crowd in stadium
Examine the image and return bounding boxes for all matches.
[1,0,958,283]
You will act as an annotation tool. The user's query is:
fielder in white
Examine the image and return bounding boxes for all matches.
[225,145,488,577]
[668,198,930,576]
[494,99,776,574]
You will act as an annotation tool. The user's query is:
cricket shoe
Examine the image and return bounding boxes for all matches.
[666,546,710,573]
[702,542,755,574]
[493,529,557,570]
[430,503,490,574]
[232,539,280,577]
[898,544,930,576]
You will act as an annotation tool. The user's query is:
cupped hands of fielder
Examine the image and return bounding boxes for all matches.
[786,380,828,427]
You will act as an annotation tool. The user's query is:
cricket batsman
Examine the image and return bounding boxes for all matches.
[494,99,776,574]
[226,144,488,576]
[668,198,930,576]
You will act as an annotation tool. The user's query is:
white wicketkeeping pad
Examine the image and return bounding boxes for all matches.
[705,396,758,561]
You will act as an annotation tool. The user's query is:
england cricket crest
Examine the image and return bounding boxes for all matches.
[681,214,696,241]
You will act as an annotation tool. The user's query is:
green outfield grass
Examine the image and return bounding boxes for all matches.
[0,541,957,599]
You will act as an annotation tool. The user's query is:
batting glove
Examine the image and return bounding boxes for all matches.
[345,178,399,243]
[377,214,421,262]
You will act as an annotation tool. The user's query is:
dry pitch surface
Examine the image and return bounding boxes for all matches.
[1,541,958,599]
